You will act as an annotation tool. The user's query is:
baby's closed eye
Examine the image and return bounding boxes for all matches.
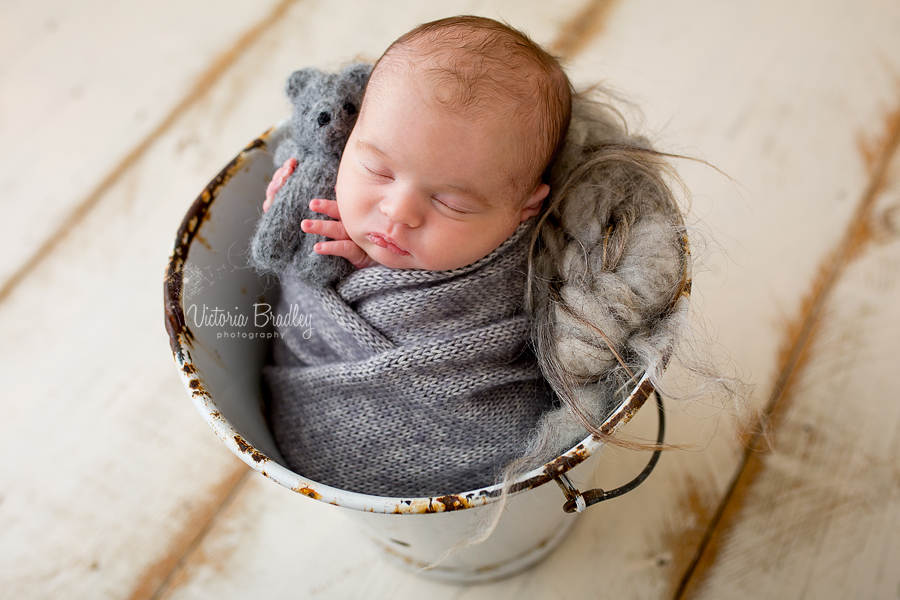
[432,197,470,215]
[362,163,394,180]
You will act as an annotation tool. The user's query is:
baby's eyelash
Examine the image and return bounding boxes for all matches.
[364,165,393,180]
[433,197,468,215]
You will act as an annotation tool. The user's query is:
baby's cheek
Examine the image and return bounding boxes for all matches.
[336,199,363,243]
[333,156,350,201]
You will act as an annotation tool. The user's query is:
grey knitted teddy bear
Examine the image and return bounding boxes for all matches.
[249,63,372,287]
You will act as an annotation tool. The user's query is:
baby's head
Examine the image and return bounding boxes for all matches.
[335,16,572,270]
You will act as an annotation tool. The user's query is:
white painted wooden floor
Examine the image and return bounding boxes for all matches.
[2,1,899,598]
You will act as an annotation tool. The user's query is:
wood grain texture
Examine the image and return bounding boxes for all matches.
[0,0,289,298]
[142,1,900,599]
[681,108,900,600]
[678,90,900,597]
[3,0,899,598]
[0,1,586,599]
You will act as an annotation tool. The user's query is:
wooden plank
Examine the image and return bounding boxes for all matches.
[679,107,900,599]
[145,1,900,599]
[0,0,287,296]
[4,1,899,600]
[0,1,588,600]
[563,2,900,597]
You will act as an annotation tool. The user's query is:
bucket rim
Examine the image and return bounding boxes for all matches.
[163,127,664,515]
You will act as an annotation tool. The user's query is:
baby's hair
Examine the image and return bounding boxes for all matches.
[368,15,573,197]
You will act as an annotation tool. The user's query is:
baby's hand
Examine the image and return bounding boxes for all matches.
[263,157,298,213]
[302,199,378,270]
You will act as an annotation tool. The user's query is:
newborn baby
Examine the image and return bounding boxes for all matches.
[256,16,573,497]
[265,21,567,272]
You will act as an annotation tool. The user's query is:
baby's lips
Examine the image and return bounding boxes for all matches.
[367,233,410,256]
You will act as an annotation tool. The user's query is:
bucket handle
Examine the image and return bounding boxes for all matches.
[555,391,665,513]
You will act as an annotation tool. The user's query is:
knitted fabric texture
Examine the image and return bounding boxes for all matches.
[249,63,371,287]
[250,64,691,498]
[519,95,691,466]
[264,222,553,497]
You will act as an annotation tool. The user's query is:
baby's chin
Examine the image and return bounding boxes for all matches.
[365,244,460,271]
[355,235,485,271]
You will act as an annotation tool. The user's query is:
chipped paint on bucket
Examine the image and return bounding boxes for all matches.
[163,124,659,583]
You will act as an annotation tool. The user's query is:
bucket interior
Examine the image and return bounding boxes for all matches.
[164,126,653,514]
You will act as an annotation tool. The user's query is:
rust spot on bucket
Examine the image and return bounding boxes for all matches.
[434,495,469,512]
[233,434,267,464]
[163,134,268,363]
[292,486,321,500]
[182,373,209,400]
[194,232,213,251]
[389,494,478,514]
[390,499,430,514]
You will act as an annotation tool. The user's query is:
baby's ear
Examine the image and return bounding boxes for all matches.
[285,69,318,103]
[520,183,550,222]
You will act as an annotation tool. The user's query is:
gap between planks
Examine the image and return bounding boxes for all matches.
[129,466,252,600]
[126,0,620,597]
[15,1,618,597]
[550,0,620,58]
[0,0,301,307]
[0,0,616,308]
[672,100,900,599]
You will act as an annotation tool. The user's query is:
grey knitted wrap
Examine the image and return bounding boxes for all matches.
[264,222,553,497]
[251,64,692,499]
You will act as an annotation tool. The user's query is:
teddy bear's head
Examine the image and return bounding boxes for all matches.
[285,63,372,158]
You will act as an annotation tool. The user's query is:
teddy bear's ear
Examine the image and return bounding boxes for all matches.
[342,63,373,94]
[285,68,318,103]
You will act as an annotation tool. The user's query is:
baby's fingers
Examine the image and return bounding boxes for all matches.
[308,198,341,220]
[313,240,377,270]
[301,217,348,241]
[263,158,297,213]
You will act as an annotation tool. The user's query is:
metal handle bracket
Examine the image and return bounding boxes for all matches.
[555,391,666,513]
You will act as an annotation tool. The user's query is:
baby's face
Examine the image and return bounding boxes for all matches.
[334,69,548,271]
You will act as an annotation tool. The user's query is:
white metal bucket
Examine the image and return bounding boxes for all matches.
[163,125,660,583]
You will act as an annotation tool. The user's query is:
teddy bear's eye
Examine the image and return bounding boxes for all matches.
[317,112,332,127]
[342,102,357,116]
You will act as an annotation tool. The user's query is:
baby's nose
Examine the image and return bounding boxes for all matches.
[380,189,423,228]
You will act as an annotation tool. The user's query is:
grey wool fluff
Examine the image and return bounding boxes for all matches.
[249,65,690,498]
[249,63,372,287]
[516,95,690,470]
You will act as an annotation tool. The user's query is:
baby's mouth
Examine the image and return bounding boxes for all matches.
[367,233,410,256]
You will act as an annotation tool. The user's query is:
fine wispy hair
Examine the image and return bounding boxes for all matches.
[436,85,752,563]
[521,89,691,462]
